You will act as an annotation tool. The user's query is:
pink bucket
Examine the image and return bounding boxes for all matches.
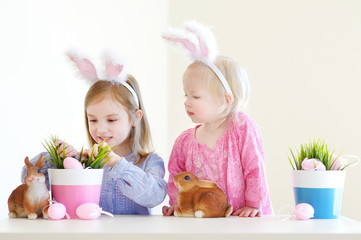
[48,169,103,218]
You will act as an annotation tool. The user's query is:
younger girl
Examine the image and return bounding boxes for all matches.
[162,21,273,217]
[22,51,167,215]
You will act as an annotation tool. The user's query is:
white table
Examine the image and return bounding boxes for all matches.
[0,215,360,240]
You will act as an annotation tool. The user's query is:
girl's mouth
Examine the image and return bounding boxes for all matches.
[99,137,112,143]
[187,111,194,116]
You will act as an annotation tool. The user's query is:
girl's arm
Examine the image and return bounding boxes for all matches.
[240,117,270,211]
[166,133,188,206]
[162,135,187,216]
[167,148,185,206]
[107,153,168,208]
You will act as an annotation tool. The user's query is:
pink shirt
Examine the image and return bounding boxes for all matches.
[167,112,273,214]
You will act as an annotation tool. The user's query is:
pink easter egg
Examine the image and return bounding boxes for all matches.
[301,158,326,171]
[63,157,84,169]
[48,202,67,220]
[294,203,314,220]
[76,203,102,220]
[330,156,343,170]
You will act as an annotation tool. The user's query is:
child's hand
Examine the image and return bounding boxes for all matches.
[232,206,262,218]
[83,143,121,168]
[54,140,77,158]
[162,204,178,216]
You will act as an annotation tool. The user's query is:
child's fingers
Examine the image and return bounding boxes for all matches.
[249,209,258,218]
[167,208,173,216]
[79,151,89,157]
[56,143,68,155]
[56,143,65,155]
[232,209,242,216]
[241,209,251,217]
[54,140,62,147]
[57,143,77,158]
[233,208,262,218]
[85,144,99,161]
[162,206,169,216]
[162,206,175,216]
[67,148,78,157]
[256,210,263,217]
[167,208,174,216]
[93,144,99,157]
[232,208,250,217]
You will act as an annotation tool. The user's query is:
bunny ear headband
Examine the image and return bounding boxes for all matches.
[67,49,139,108]
[162,20,234,100]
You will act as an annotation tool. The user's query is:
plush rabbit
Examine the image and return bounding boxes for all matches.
[174,172,233,218]
[8,154,50,219]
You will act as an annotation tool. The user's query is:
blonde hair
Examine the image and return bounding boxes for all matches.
[184,56,250,122]
[84,76,153,164]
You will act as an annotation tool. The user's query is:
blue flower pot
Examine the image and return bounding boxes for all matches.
[292,170,345,219]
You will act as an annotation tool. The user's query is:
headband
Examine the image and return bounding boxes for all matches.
[67,50,139,108]
[162,20,233,100]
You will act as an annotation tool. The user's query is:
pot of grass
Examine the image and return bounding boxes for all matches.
[43,135,113,218]
[288,138,346,219]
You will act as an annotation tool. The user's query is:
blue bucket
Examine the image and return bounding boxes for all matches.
[292,170,345,219]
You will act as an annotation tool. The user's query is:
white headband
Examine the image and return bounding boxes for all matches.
[162,20,233,100]
[68,49,139,108]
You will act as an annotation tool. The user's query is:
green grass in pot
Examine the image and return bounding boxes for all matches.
[288,138,344,170]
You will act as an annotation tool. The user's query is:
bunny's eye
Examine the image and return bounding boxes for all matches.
[184,175,191,181]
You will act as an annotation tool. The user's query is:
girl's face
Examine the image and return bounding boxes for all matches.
[86,96,133,150]
[183,68,221,124]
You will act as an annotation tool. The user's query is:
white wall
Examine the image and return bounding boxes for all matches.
[1,0,361,222]
[168,0,361,221]
[0,0,168,218]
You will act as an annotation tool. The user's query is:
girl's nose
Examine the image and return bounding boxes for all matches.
[97,122,108,134]
[184,98,191,107]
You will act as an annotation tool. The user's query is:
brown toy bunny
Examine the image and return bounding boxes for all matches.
[8,154,50,219]
[174,172,233,218]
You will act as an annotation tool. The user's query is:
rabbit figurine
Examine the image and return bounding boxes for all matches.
[8,154,50,219]
[174,172,233,218]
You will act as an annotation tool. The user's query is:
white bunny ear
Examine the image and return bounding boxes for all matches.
[103,51,139,108]
[184,20,218,63]
[162,20,234,101]
[104,50,128,82]
[162,21,218,64]
[162,27,201,61]
[67,49,98,82]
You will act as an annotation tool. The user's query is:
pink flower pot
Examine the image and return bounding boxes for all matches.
[48,169,103,219]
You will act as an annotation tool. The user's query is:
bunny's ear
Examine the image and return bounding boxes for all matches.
[196,180,217,188]
[35,154,45,169]
[104,51,127,82]
[68,50,98,82]
[24,157,33,168]
[105,62,123,80]
[162,27,200,61]
[184,20,218,63]
[103,51,139,107]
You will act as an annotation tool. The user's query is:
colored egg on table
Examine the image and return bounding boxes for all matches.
[294,203,314,220]
[48,202,67,220]
[76,203,102,220]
